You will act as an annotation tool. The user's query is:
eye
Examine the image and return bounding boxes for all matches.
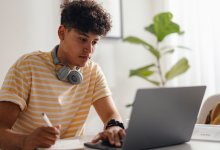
[92,40,98,46]
[79,37,87,43]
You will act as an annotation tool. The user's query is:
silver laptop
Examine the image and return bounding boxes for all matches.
[85,86,206,150]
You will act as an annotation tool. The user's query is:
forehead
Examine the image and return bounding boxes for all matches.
[70,28,100,40]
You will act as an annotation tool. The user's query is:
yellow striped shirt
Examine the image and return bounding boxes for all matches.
[0,50,111,138]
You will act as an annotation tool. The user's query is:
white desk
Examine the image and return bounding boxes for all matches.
[151,140,220,150]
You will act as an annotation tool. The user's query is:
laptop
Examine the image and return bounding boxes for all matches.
[85,86,206,150]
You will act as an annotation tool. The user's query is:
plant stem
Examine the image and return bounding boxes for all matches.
[156,42,165,86]
[156,58,165,86]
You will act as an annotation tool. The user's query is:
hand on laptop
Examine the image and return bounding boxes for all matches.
[91,126,126,147]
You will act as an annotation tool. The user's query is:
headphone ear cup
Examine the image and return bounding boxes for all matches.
[67,70,83,84]
[57,66,71,81]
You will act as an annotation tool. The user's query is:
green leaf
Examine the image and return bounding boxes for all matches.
[143,45,160,59]
[129,64,155,78]
[153,12,182,42]
[162,49,175,55]
[160,45,191,51]
[123,36,160,58]
[177,45,191,50]
[144,78,160,86]
[165,57,190,81]
[144,24,155,35]
[160,46,174,51]
[129,64,160,86]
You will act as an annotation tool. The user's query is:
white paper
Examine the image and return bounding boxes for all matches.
[38,139,84,150]
[191,124,220,141]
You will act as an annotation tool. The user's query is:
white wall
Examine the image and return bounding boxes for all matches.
[0,0,156,134]
[0,0,60,84]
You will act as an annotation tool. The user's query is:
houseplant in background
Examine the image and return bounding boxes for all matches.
[124,12,190,107]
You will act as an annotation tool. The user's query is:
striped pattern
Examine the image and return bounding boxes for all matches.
[0,51,111,138]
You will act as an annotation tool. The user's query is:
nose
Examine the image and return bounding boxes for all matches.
[84,43,93,53]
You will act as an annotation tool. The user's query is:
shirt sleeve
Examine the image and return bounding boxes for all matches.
[0,58,31,111]
[92,64,112,103]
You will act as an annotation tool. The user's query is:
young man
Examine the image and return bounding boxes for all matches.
[0,0,125,149]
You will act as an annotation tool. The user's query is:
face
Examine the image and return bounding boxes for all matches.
[58,25,100,68]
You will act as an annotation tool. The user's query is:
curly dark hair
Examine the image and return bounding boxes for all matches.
[60,0,112,36]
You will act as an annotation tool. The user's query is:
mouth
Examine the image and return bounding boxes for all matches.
[79,55,90,61]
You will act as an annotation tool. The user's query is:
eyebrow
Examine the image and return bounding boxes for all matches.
[77,30,100,41]
[78,31,89,37]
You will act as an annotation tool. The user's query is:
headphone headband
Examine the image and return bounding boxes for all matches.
[51,45,60,65]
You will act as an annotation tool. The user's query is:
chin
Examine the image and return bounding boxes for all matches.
[77,62,87,67]
[80,60,90,67]
[70,61,86,68]
[78,64,85,68]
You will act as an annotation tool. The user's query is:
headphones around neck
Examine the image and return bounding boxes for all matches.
[51,45,83,85]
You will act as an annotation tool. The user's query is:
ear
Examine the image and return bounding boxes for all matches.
[58,25,65,41]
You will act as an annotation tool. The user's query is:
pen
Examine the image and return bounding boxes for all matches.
[42,113,53,127]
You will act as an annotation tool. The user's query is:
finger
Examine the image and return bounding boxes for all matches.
[55,124,61,130]
[91,132,105,143]
[114,131,121,147]
[43,126,60,135]
[41,131,58,142]
[119,129,126,139]
[54,126,61,137]
[38,128,59,141]
[91,135,100,143]
[106,131,114,145]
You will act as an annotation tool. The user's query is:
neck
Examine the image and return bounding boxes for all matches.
[57,45,76,69]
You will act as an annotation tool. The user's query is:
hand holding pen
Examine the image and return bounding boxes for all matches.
[22,113,61,150]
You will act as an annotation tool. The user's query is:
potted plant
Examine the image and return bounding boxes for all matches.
[123,12,190,107]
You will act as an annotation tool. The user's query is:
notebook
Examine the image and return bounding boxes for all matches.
[37,139,84,150]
